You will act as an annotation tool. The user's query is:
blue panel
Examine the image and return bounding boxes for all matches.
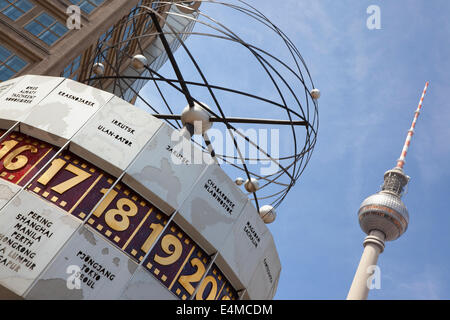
[0,45,11,62]
[0,65,14,81]
[0,0,8,11]
[5,55,26,72]
[63,66,71,77]
[79,1,95,14]
[16,0,33,12]
[25,20,44,35]
[50,22,68,37]
[3,5,22,20]
[92,0,104,6]
[39,30,58,45]
[71,0,105,12]
[72,57,80,71]
[36,12,55,27]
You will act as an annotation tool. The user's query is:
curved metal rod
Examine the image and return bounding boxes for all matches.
[80,0,319,210]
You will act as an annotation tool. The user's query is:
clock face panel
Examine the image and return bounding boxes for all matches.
[0,132,240,300]
[0,76,280,300]
[196,264,239,300]
[25,226,138,300]
[27,150,115,217]
[0,131,56,187]
[0,75,65,129]
[0,190,81,296]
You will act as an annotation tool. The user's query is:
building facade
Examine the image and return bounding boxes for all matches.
[0,0,200,102]
[1,0,141,80]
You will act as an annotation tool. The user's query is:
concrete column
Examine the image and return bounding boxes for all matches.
[347,230,385,300]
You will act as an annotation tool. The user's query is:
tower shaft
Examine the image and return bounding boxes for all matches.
[347,230,385,300]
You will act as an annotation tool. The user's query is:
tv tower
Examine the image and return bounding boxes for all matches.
[347,82,430,300]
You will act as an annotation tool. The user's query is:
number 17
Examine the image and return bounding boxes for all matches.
[37,158,91,194]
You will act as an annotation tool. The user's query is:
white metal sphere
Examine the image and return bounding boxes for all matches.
[235,177,245,186]
[131,54,148,72]
[310,88,321,100]
[180,102,212,135]
[92,63,105,76]
[358,191,409,241]
[244,178,260,193]
[259,205,276,224]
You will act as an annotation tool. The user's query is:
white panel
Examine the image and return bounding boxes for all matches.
[123,123,212,215]
[246,235,281,300]
[175,164,248,254]
[162,33,176,46]
[268,270,280,300]
[120,266,177,300]
[216,201,270,290]
[70,96,163,177]
[0,191,80,296]
[170,14,193,29]
[0,76,23,100]
[153,37,165,53]
[0,180,21,211]
[0,75,64,129]
[26,226,138,300]
[21,78,114,147]
[165,14,186,32]
[142,51,157,62]
[147,39,164,58]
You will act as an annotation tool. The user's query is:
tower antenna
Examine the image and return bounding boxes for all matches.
[396,82,430,169]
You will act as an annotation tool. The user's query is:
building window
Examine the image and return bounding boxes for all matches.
[98,25,113,44]
[61,54,81,80]
[68,0,105,14]
[122,22,134,42]
[0,0,34,21]
[24,12,68,46]
[0,44,27,81]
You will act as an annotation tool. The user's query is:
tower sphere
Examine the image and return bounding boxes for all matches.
[358,192,409,241]
[131,54,148,72]
[181,102,212,135]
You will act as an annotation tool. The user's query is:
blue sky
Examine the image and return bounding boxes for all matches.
[253,0,450,300]
[138,0,450,299]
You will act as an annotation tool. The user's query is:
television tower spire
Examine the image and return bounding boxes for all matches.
[347,82,430,300]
